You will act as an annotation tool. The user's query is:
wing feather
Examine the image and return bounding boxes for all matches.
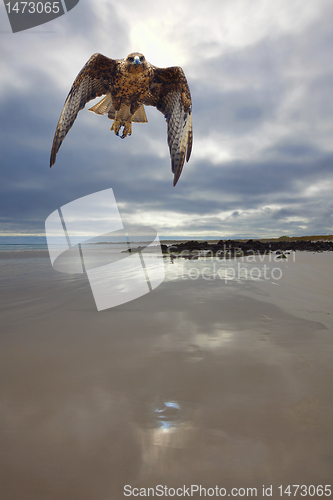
[144,66,192,186]
[50,53,118,167]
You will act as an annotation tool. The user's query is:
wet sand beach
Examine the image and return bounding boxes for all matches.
[0,250,332,499]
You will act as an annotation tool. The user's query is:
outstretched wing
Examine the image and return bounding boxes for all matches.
[144,66,192,186]
[50,53,118,167]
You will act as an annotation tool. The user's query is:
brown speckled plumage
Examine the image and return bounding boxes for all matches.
[50,52,192,186]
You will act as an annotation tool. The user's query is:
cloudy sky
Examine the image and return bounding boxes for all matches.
[1,0,333,240]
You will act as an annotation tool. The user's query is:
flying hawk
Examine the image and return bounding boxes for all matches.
[50,52,193,186]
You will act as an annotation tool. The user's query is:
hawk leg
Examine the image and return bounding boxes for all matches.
[110,112,121,136]
[122,116,132,138]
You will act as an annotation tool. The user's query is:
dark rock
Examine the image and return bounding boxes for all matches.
[161,238,333,258]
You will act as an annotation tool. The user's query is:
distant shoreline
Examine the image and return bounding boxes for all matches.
[95,234,333,245]
[0,235,332,256]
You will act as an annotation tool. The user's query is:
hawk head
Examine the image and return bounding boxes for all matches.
[125,52,147,73]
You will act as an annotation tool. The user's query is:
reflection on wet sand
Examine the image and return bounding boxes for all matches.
[0,252,332,498]
[136,400,197,479]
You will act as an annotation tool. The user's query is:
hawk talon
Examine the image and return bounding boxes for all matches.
[122,118,132,138]
[110,117,121,136]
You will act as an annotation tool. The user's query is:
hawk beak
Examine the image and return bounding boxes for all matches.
[134,56,140,66]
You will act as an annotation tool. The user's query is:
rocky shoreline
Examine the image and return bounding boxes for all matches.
[160,239,333,258]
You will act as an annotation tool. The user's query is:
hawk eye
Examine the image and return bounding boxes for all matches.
[128,56,134,62]
[140,56,144,62]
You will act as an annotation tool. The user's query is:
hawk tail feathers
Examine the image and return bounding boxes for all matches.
[89,96,148,123]
[88,94,113,115]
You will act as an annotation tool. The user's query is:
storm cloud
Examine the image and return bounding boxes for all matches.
[1,0,332,239]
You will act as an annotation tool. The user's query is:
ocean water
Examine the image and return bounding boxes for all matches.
[0,244,49,252]
[0,243,128,253]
